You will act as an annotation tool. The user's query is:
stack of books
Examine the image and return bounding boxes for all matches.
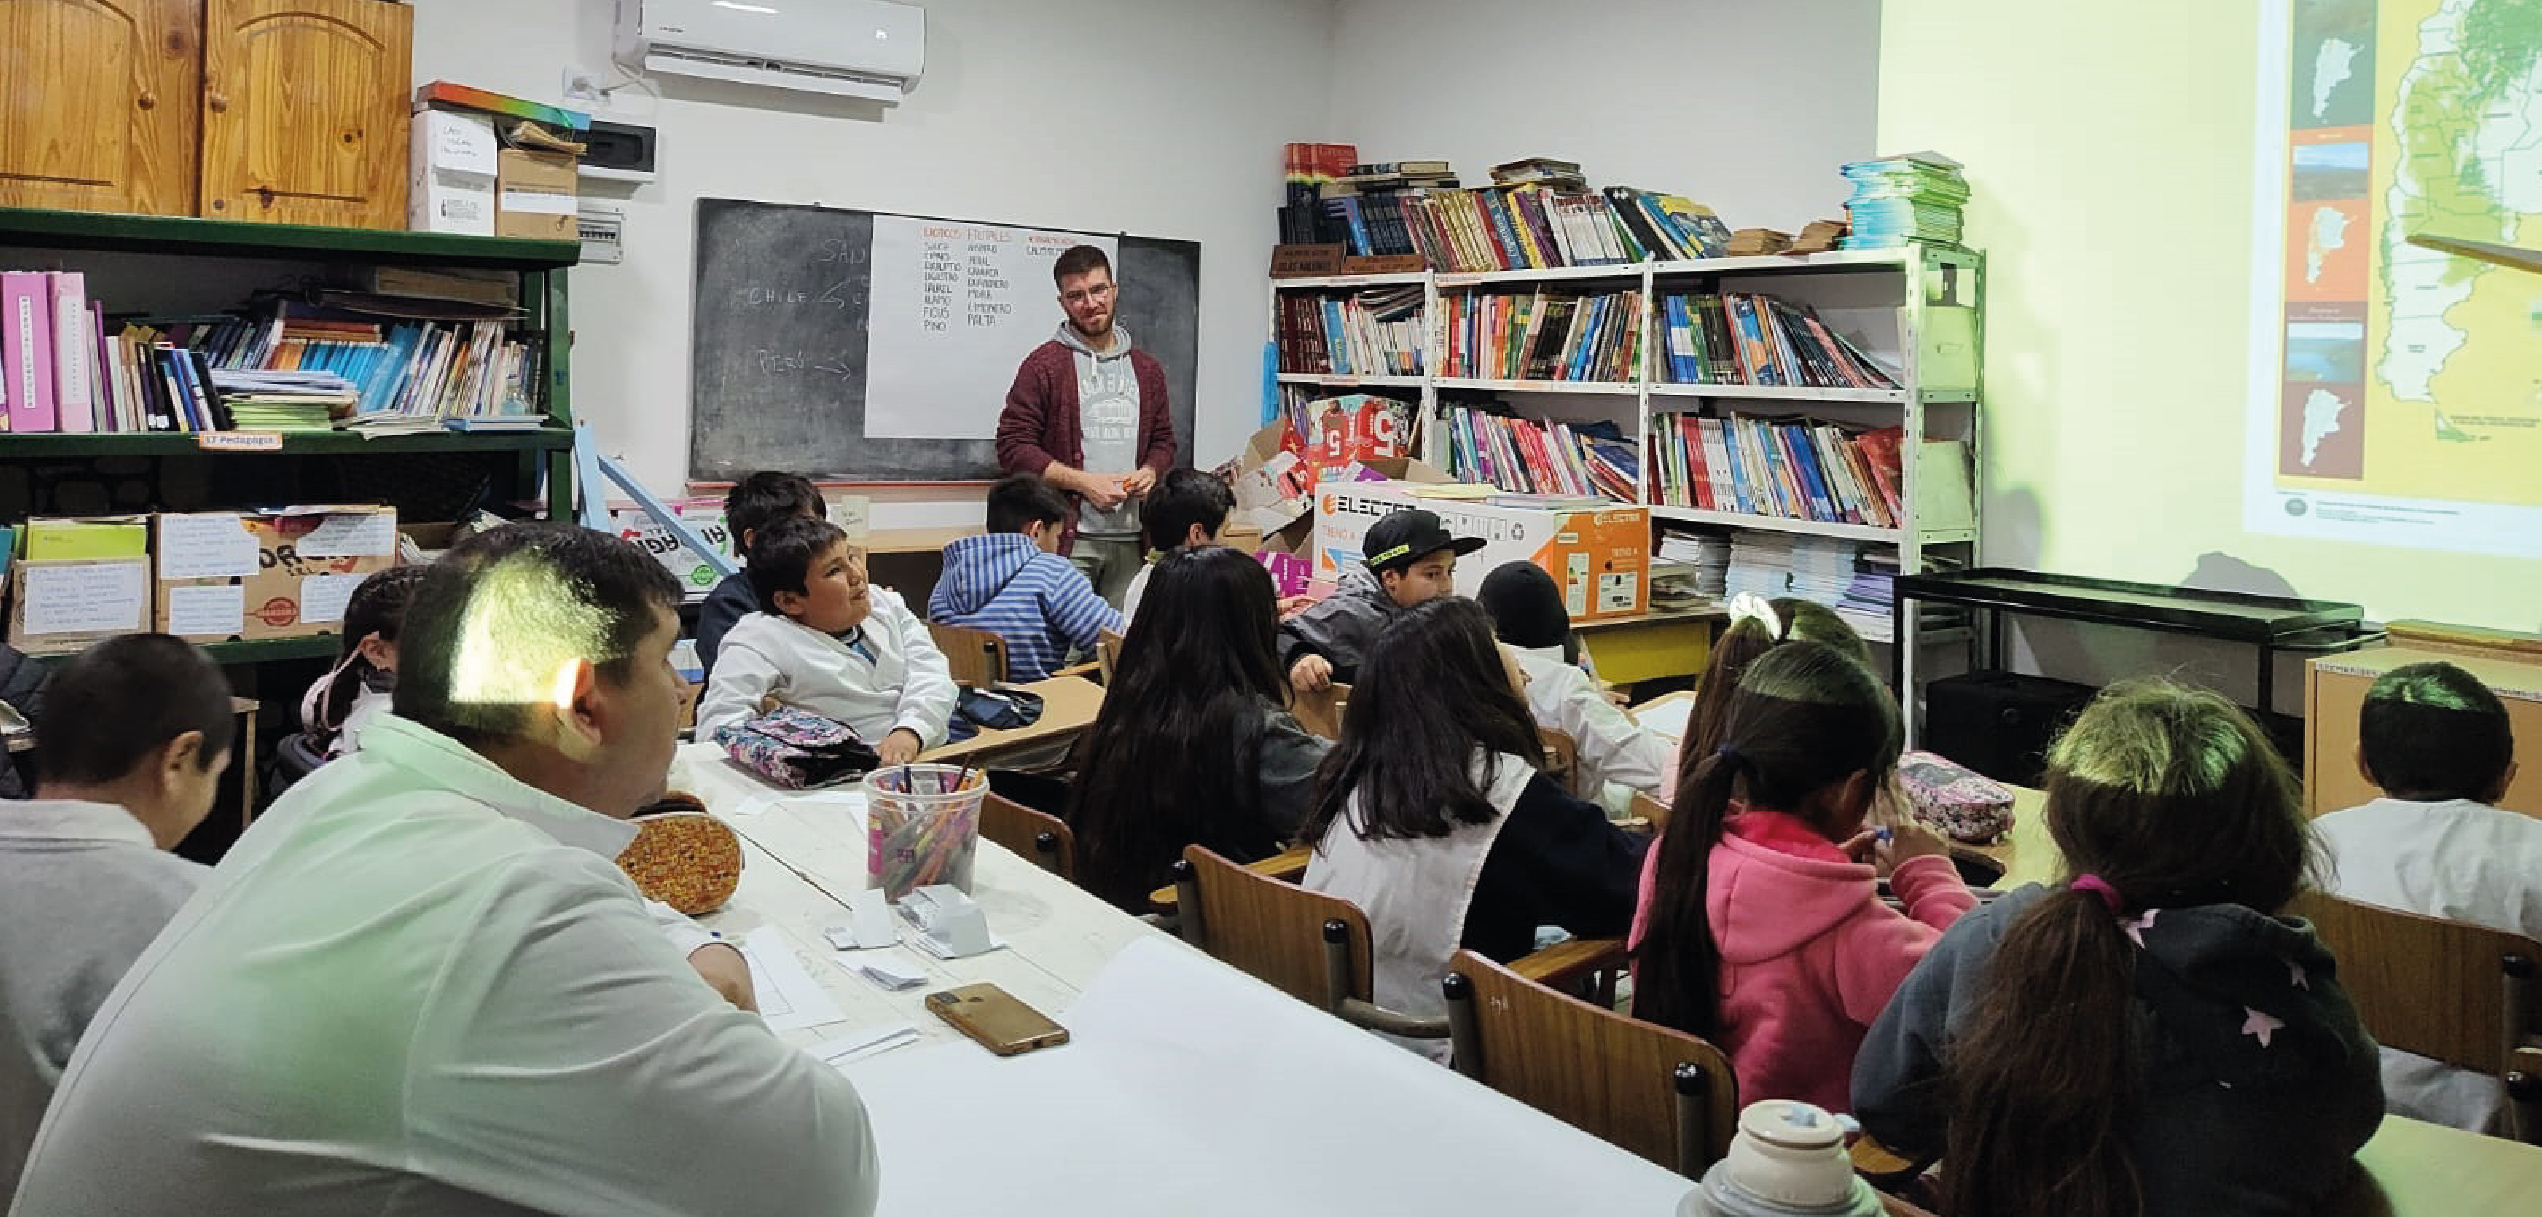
[1839,153,1970,248]
[1656,530,1731,602]
[1439,405,1637,502]
[1280,142,1358,245]
[1647,416,1906,528]
[1490,157,1588,190]
[1281,152,1735,269]
[1835,552,1900,643]
[1726,533,1871,607]
[209,370,356,432]
[1656,293,1900,389]
[1275,285,1425,376]
[1439,289,1643,382]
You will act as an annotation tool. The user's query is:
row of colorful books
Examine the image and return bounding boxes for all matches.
[1438,289,1643,382]
[1440,405,1637,502]
[1274,285,1425,376]
[1,270,541,436]
[1647,414,1907,528]
[1320,184,1735,271]
[1658,293,1900,390]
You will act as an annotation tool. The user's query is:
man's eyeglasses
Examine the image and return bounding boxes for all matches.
[1060,283,1115,305]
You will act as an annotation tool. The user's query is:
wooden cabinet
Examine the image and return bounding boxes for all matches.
[0,0,409,228]
[0,0,202,216]
[200,0,409,228]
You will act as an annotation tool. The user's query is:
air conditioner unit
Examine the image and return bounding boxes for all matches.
[615,0,925,105]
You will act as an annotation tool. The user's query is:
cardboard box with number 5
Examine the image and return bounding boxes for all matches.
[153,508,400,644]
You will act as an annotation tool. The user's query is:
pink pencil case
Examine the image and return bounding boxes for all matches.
[1896,750,2016,843]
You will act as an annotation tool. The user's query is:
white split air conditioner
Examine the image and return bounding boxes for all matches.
[615,0,925,105]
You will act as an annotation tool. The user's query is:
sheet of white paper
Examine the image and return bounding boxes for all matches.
[23,563,147,635]
[839,939,1693,1216]
[739,926,844,1032]
[864,217,1117,440]
[165,583,246,636]
[809,1022,920,1069]
[299,572,368,626]
[156,515,259,580]
[297,512,397,558]
[1635,696,1696,744]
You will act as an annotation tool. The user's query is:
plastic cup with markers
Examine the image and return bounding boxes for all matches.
[864,764,987,902]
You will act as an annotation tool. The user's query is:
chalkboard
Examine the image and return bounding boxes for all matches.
[689,198,1200,483]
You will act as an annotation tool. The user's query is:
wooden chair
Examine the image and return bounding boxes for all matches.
[1539,726,1580,795]
[1289,681,1350,741]
[1170,844,1447,1041]
[979,790,1074,879]
[2291,890,2542,1143]
[1626,789,1670,833]
[1096,628,1124,684]
[1442,947,1737,1178]
[2512,1046,2542,1144]
[927,622,1008,687]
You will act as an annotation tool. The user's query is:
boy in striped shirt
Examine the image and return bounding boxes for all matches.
[930,476,1123,681]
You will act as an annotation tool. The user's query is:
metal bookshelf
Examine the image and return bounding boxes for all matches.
[1269,242,1987,658]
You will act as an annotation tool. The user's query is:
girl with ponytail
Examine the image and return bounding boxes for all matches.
[1853,681,2382,1217]
[1629,641,1974,1113]
[300,565,430,757]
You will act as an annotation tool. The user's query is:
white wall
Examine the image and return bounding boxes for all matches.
[1326,0,1882,230]
[412,0,1335,525]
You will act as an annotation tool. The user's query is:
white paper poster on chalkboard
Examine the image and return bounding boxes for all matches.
[865,219,1116,440]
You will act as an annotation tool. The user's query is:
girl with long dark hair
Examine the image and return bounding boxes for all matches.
[1853,681,2382,1217]
[300,565,430,757]
[1068,546,1329,910]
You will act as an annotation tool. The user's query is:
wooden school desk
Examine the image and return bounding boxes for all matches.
[665,749,1700,1216]
[857,525,982,608]
[917,673,1103,767]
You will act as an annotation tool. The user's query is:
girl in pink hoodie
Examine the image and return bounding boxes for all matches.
[1629,641,1974,1114]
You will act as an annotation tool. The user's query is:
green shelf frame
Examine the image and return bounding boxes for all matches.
[200,636,345,665]
[0,207,580,270]
[0,429,574,457]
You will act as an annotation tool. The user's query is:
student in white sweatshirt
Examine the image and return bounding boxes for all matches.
[2315,659,2542,1133]
[1476,561,1672,818]
[697,516,956,764]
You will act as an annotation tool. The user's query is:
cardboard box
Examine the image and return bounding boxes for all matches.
[22,516,150,561]
[8,557,153,655]
[496,149,578,240]
[1312,482,1650,620]
[409,108,499,237]
[154,508,399,643]
[612,501,734,597]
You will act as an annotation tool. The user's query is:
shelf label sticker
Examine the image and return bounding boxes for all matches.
[197,431,284,452]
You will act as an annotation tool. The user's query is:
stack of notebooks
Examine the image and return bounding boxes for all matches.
[1655,530,1731,603]
[1656,293,1901,389]
[1280,150,1736,270]
[1835,552,1901,644]
[1840,153,1970,248]
[1275,284,1425,376]
[1439,404,1637,503]
[1726,534,1869,605]
[1439,289,1642,382]
[1647,416,1906,528]
[0,267,544,437]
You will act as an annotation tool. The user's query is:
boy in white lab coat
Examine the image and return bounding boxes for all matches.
[1476,561,1672,818]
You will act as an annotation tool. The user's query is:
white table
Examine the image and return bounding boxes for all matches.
[669,742,1701,1215]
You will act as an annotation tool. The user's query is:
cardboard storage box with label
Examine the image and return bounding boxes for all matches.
[8,557,154,656]
[409,107,499,236]
[1312,483,1650,621]
[154,508,400,643]
[496,149,578,240]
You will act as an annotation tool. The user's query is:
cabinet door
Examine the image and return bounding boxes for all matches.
[199,0,409,228]
[0,0,200,216]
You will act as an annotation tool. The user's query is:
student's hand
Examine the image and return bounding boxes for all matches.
[688,942,758,1013]
[1290,654,1333,693]
[1275,595,1315,620]
[1875,820,1954,879]
[1604,687,1631,707]
[877,728,924,767]
[1122,467,1157,497]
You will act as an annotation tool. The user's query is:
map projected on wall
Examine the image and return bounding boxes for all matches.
[2248,0,2542,558]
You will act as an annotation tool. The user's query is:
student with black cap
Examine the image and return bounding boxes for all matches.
[1278,508,1483,693]
[1477,561,1673,818]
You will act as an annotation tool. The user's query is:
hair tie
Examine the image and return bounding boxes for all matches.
[2070,874,2125,915]
[1726,592,1784,640]
[1713,744,1746,769]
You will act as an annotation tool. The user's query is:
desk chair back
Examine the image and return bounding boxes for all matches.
[928,622,1009,688]
[1443,948,1737,1177]
[1290,682,1350,741]
[1173,844,1446,1041]
[1539,727,1580,794]
[2293,890,2541,1134]
[2512,1046,2542,1143]
[1096,628,1124,684]
[981,790,1075,879]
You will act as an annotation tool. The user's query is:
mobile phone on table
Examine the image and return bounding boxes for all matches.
[925,983,1069,1056]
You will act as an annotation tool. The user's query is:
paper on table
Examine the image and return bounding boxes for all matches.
[300,572,368,626]
[838,939,1694,1216]
[297,512,397,558]
[166,583,246,636]
[1635,696,1696,744]
[808,1022,921,1069]
[157,514,259,580]
[739,926,844,1032]
[23,563,147,635]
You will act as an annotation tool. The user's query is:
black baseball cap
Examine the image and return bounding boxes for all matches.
[1362,508,1484,573]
